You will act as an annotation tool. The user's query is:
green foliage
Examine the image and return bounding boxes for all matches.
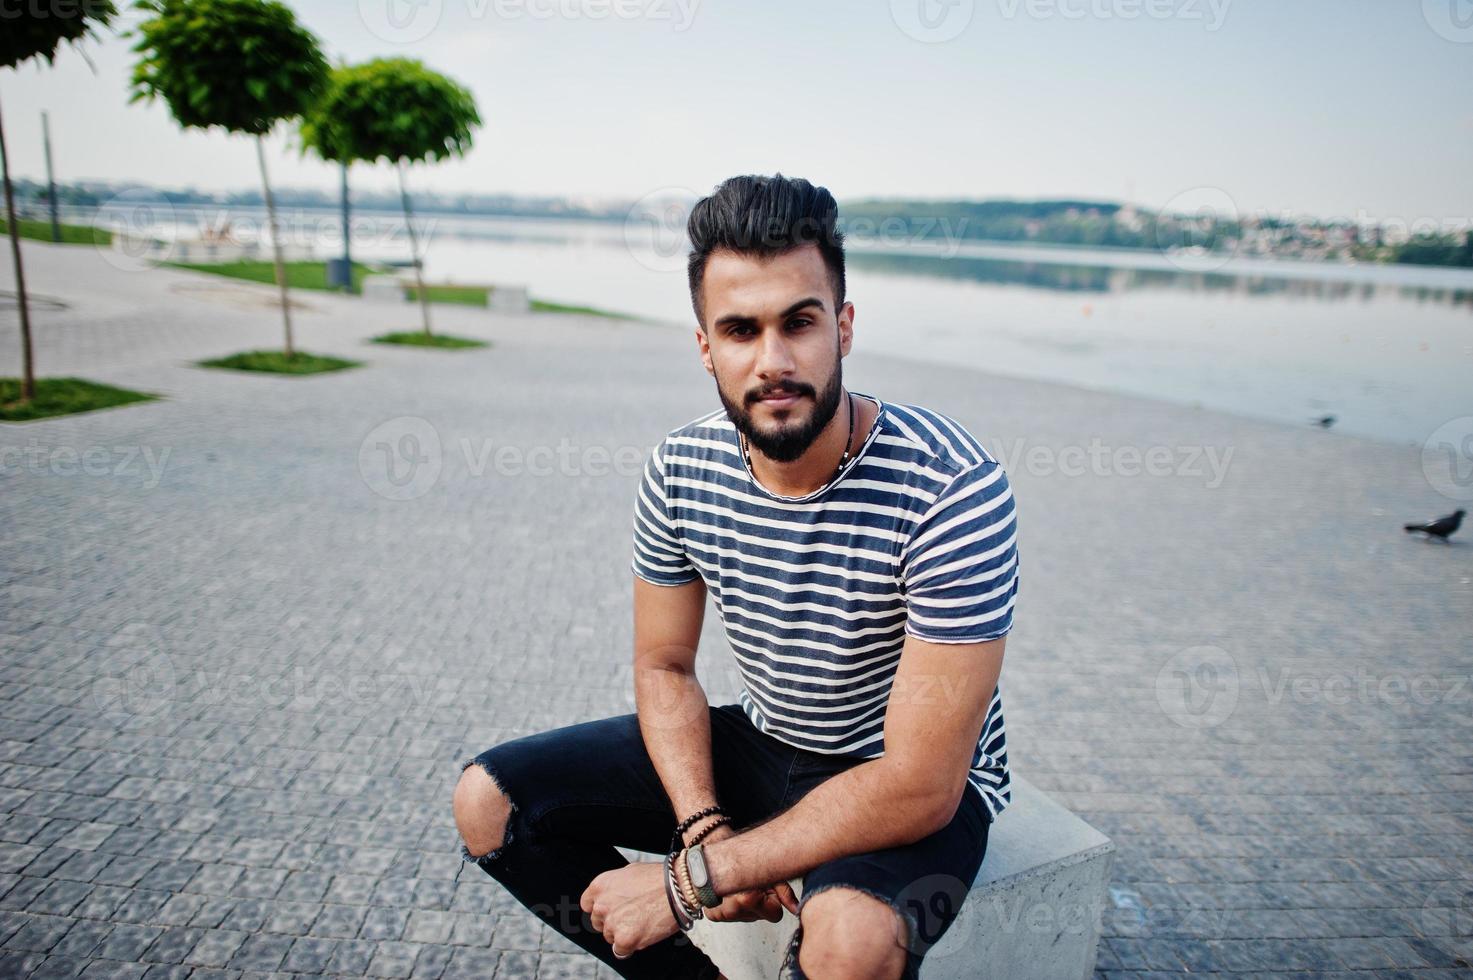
[0,377,155,421]
[407,283,488,307]
[129,0,328,136]
[0,0,117,70]
[300,58,480,165]
[14,218,112,246]
[197,350,360,374]
[1394,232,1473,269]
[371,331,489,349]
[166,258,377,291]
[529,299,636,319]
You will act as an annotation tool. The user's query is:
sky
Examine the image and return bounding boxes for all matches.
[3,0,1471,223]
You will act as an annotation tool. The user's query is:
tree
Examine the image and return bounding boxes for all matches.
[1,0,117,404]
[130,0,328,356]
[300,58,480,337]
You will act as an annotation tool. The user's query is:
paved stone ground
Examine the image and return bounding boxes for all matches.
[1,241,1470,978]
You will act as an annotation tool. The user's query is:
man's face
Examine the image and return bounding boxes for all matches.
[694,244,854,463]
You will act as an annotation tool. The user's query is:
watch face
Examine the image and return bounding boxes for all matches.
[688,846,709,887]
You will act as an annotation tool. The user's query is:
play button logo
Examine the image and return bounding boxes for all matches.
[359,0,445,44]
[1423,0,1473,42]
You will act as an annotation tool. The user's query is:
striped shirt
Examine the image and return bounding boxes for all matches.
[631,392,1020,822]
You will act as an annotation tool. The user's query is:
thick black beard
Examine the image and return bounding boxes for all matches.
[717,353,844,464]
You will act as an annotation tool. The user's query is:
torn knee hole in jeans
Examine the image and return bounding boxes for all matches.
[457,756,518,870]
[781,886,920,980]
[794,883,917,954]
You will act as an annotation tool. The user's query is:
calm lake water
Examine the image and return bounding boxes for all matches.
[94,204,1473,446]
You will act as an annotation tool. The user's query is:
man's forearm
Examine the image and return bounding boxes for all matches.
[702,758,953,897]
[635,664,722,823]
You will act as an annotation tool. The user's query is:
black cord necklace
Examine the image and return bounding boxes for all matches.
[742,390,855,493]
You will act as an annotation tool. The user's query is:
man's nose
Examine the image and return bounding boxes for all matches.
[754,328,796,381]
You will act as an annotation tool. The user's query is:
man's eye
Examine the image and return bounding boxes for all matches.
[788,319,811,329]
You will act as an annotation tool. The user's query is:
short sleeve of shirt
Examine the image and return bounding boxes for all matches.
[631,438,700,586]
[901,461,1019,643]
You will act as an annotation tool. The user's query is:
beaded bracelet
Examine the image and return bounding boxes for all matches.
[664,849,699,931]
[670,804,725,854]
[674,847,703,913]
[685,815,730,848]
[675,805,723,834]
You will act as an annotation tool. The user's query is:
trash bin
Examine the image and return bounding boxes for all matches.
[326,257,354,290]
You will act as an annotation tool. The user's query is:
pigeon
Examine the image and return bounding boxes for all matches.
[1404,509,1464,541]
[1311,415,1336,428]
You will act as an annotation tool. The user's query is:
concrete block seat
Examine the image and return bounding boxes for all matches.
[360,274,407,303]
[677,777,1115,979]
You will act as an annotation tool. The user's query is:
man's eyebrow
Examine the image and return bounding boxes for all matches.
[712,297,827,332]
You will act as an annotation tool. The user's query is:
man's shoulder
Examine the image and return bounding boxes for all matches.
[651,408,733,465]
[662,407,732,445]
[878,399,1002,481]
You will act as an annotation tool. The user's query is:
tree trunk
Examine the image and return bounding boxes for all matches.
[0,92,36,402]
[339,161,351,290]
[398,161,433,337]
[255,134,294,357]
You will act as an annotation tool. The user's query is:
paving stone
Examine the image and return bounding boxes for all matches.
[225,933,291,972]
[132,926,202,968]
[26,954,88,980]
[182,929,248,969]
[281,936,338,973]
[441,946,504,979]
[366,941,422,978]
[404,910,454,945]
[2,243,1470,977]
[0,878,49,912]
[360,907,410,942]
[78,960,147,979]
[93,924,164,962]
[49,921,112,960]
[6,914,75,953]
[410,942,453,979]
[328,938,378,974]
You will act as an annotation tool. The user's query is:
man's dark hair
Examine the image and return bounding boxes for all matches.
[686,173,846,328]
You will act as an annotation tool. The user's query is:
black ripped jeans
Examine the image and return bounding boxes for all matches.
[457,702,990,979]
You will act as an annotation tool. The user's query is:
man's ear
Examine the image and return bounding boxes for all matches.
[695,325,715,376]
[837,301,855,358]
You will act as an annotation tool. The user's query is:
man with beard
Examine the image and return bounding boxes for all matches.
[453,174,1020,980]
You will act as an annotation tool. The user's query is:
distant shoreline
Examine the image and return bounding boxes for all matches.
[34,201,1473,293]
[16,176,1471,270]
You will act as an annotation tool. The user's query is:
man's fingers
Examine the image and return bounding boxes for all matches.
[729,894,762,923]
[704,888,798,924]
[711,891,766,923]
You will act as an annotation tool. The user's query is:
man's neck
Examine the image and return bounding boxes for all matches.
[746,388,875,497]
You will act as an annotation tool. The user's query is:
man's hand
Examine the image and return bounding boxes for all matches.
[698,825,799,923]
[580,862,679,960]
[579,829,801,959]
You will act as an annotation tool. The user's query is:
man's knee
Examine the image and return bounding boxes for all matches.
[795,886,908,980]
[453,761,513,858]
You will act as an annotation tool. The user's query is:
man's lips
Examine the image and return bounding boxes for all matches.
[754,391,804,407]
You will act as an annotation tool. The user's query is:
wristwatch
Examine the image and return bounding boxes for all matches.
[685,843,721,908]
